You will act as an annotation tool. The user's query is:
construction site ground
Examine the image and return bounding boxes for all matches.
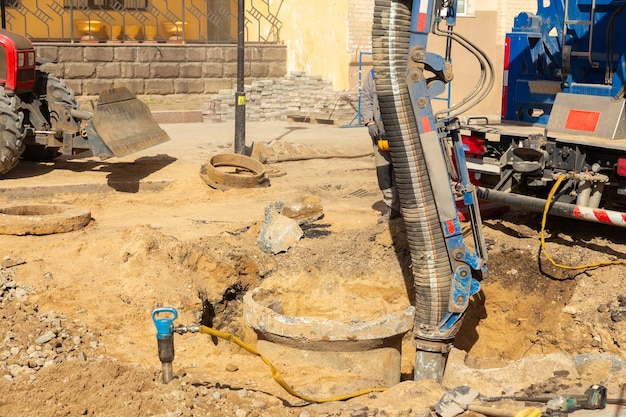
[0,110,625,416]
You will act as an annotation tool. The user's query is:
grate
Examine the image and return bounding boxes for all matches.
[344,188,378,198]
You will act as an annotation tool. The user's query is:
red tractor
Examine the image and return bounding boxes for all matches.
[0,28,169,176]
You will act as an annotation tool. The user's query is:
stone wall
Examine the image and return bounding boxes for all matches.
[33,43,288,97]
[32,43,359,124]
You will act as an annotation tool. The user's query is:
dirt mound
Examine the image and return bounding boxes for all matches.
[1,128,625,415]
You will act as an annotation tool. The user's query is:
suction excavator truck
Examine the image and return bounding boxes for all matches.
[460,0,626,227]
[0,27,169,176]
[374,0,626,381]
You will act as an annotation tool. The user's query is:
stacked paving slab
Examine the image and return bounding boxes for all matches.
[205,71,358,124]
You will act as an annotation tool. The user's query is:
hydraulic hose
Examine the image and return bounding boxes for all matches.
[198,325,388,403]
[372,0,454,375]
[540,175,626,270]
[432,22,495,118]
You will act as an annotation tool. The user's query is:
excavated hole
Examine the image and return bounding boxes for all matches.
[198,284,250,345]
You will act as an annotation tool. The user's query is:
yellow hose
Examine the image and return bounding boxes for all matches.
[541,175,626,270]
[198,325,388,403]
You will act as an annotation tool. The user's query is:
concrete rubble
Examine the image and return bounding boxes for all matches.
[257,195,324,254]
[0,267,101,383]
[257,204,303,254]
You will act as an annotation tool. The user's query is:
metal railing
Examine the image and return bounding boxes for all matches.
[2,0,282,44]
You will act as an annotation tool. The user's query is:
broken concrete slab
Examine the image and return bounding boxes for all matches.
[257,204,303,254]
[442,348,580,396]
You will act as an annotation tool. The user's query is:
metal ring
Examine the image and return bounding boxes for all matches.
[199,153,268,190]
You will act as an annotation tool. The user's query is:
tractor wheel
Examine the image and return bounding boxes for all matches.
[38,71,78,109]
[0,88,25,176]
[22,72,77,162]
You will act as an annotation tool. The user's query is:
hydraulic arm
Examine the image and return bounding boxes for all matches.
[372,0,492,381]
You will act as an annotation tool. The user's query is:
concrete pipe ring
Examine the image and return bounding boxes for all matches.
[0,204,92,235]
[200,153,268,190]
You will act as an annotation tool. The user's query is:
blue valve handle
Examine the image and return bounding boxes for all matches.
[152,307,178,339]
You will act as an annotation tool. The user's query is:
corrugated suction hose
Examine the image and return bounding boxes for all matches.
[372,0,454,352]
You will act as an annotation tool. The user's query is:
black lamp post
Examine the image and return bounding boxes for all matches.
[1,0,6,29]
[234,0,246,154]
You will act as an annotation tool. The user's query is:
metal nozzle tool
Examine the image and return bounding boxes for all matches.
[152,307,179,384]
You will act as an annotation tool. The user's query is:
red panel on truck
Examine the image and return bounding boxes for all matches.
[564,109,600,132]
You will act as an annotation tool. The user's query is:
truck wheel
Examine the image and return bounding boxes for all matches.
[0,89,25,176]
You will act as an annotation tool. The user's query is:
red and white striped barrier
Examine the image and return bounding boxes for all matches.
[572,206,626,227]
[476,187,626,228]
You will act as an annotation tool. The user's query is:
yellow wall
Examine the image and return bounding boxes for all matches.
[279,1,351,91]
[11,0,213,42]
[8,0,531,113]
[11,0,353,91]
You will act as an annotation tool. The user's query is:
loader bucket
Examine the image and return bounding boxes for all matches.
[85,87,170,158]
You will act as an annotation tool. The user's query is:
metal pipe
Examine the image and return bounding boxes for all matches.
[181,0,186,45]
[589,182,604,208]
[476,186,626,228]
[1,0,6,29]
[576,180,591,207]
[158,337,174,384]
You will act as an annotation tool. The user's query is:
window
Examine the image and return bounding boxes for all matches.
[457,0,466,14]
[456,0,474,16]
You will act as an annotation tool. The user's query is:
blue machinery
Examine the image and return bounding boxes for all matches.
[503,0,626,125]
[370,0,491,381]
[343,51,452,128]
[466,0,626,224]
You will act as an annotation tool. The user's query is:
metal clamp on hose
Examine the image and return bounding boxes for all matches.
[414,338,454,353]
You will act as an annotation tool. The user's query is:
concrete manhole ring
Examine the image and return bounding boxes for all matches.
[0,204,92,235]
[243,287,416,343]
[200,153,267,190]
[243,287,416,391]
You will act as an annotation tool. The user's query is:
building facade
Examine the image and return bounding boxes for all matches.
[3,0,537,117]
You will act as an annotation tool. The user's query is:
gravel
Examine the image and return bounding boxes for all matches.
[0,264,101,383]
